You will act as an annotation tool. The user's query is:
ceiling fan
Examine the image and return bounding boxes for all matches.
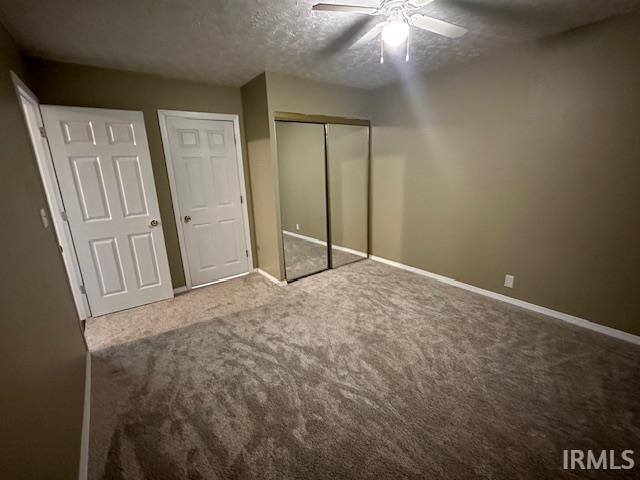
[312,0,467,63]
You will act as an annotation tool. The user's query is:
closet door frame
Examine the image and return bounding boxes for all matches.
[273,112,370,279]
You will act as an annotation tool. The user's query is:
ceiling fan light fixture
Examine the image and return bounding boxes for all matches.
[381,20,409,47]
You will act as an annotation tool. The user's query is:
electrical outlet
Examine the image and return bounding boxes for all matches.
[504,274,515,289]
[296,223,300,231]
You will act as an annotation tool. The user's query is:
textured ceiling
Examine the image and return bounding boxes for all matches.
[1,0,639,89]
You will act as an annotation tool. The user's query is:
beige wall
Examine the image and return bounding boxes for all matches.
[266,72,371,120]
[276,121,327,241]
[370,12,640,335]
[0,27,87,479]
[27,58,253,288]
[241,74,283,279]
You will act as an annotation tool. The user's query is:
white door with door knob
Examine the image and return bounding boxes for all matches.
[42,106,173,316]
[159,111,251,288]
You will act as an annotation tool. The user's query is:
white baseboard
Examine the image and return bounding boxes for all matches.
[173,271,254,294]
[256,268,287,286]
[192,271,252,290]
[78,351,91,480]
[283,230,326,246]
[283,230,367,258]
[370,255,640,346]
[332,244,368,258]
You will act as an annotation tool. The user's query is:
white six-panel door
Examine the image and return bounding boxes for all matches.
[162,115,250,287]
[42,106,173,316]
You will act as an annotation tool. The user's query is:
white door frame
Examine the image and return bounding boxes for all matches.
[158,110,254,290]
[11,71,91,320]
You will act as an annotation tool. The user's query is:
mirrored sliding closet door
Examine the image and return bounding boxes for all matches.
[326,124,369,268]
[276,121,329,281]
[276,117,370,283]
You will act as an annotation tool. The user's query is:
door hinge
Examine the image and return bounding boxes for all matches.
[240,195,243,204]
[39,126,47,138]
[79,284,86,294]
[234,134,238,145]
[245,249,249,258]
[61,210,68,222]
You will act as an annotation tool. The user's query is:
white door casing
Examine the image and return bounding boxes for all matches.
[42,106,173,316]
[158,111,252,288]
[11,73,90,319]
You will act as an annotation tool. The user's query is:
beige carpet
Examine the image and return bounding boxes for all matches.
[84,273,276,351]
[88,260,640,479]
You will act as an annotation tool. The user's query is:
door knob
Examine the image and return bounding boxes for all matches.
[149,219,159,228]
[184,215,192,223]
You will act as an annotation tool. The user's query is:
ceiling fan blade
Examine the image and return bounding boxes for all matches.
[350,20,387,48]
[312,3,379,15]
[410,14,468,38]
[320,15,383,54]
[407,0,435,6]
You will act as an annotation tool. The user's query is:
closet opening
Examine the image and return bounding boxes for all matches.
[274,113,370,282]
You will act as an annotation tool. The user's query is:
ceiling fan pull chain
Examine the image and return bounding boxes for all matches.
[405,28,410,61]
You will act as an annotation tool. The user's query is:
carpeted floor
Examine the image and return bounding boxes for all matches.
[88,260,640,480]
[84,272,274,351]
[282,233,364,280]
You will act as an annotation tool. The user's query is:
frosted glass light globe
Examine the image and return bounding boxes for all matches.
[382,20,409,47]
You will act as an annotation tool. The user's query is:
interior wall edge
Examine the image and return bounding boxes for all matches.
[78,351,91,480]
[241,73,283,280]
[265,72,286,281]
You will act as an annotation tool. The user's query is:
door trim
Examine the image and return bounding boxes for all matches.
[158,110,254,290]
[11,71,91,320]
[273,111,370,127]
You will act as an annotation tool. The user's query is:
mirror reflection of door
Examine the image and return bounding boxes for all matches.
[327,124,369,268]
[276,121,328,281]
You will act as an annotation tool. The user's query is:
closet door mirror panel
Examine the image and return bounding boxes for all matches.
[276,121,328,281]
[327,124,369,268]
